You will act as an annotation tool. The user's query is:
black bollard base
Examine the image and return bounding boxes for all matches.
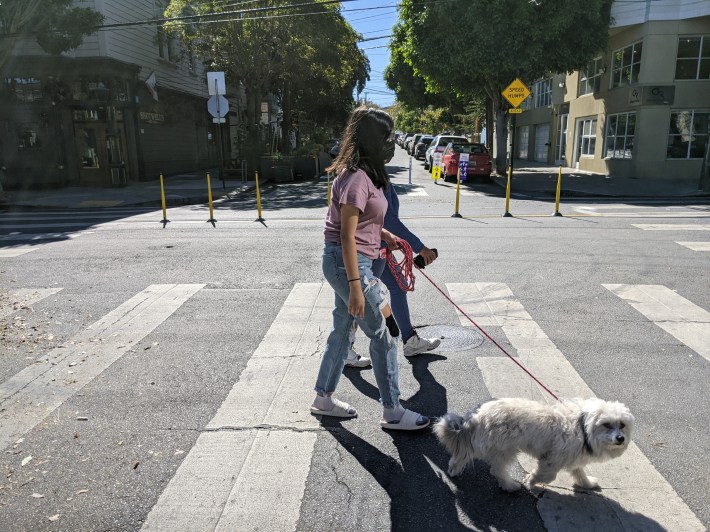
[451,213,463,218]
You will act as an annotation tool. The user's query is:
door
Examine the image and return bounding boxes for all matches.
[75,123,108,186]
[555,114,568,165]
[534,124,550,162]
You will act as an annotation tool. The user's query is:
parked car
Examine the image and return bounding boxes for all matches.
[402,134,414,150]
[424,134,469,172]
[407,133,428,155]
[397,132,410,147]
[440,142,492,181]
[413,135,434,160]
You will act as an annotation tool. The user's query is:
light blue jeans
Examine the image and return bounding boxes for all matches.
[315,243,401,408]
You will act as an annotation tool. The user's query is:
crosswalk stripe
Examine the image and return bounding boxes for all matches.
[142,283,329,531]
[0,284,204,450]
[394,184,428,196]
[0,247,37,257]
[604,284,710,363]
[0,232,84,242]
[446,282,704,531]
[632,223,710,230]
[0,288,63,319]
[676,241,710,251]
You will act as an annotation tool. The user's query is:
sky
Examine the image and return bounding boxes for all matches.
[341,0,399,108]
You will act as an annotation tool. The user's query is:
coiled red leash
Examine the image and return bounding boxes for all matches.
[386,239,559,402]
[386,239,416,292]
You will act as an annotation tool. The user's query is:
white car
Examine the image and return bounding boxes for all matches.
[424,134,469,172]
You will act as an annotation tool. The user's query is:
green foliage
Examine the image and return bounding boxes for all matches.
[0,0,104,73]
[390,0,613,166]
[164,0,368,154]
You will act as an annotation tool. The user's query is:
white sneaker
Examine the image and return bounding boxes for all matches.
[345,348,371,368]
[403,334,441,357]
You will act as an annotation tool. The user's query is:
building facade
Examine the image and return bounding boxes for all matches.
[513,0,710,183]
[0,0,229,188]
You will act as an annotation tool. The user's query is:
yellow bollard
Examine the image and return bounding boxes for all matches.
[255,171,265,222]
[552,165,563,217]
[327,172,331,206]
[159,173,169,227]
[503,166,513,217]
[452,166,462,218]
[206,173,216,226]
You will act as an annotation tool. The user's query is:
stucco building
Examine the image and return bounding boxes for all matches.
[513,0,709,184]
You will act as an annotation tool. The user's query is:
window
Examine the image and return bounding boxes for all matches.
[675,36,710,80]
[17,123,42,149]
[605,113,635,159]
[579,118,597,157]
[4,77,43,102]
[579,57,603,96]
[611,41,642,88]
[532,78,552,108]
[667,111,709,159]
[157,24,178,62]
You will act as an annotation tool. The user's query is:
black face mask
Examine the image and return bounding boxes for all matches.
[383,138,395,161]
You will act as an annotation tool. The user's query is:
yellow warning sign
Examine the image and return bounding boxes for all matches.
[502,78,531,108]
[508,108,523,114]
[432,166,441,180]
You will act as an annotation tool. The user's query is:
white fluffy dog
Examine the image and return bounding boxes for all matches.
[434,397,634,492]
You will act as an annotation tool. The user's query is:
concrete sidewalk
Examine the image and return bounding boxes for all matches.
[1,161,709,210]
[491,160,709,198]
[0,171,259,209]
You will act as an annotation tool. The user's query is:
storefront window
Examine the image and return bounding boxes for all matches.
[579,118,597,157]
[605,113,635,159]
[77,127,100,168]
[667,111,709,159]
[4,78,43,102]
[17,124,42,148]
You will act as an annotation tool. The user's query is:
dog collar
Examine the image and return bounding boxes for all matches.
[578,414,593,455]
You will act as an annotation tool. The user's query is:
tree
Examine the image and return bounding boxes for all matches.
[165,0,368,156]
[0,0,104,75]
[391,0,613,169]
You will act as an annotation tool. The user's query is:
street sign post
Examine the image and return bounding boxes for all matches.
[502,78,531,108]
[206,74,228,188]
[501,78,531,203]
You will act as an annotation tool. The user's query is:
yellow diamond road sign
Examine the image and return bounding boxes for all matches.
[502,78,531,108]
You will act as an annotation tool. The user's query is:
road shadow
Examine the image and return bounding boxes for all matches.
[336,354,545,531]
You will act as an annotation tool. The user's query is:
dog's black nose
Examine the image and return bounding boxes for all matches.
[616,435,625,444]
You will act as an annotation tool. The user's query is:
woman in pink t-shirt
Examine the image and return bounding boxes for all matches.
[312,107,430,431]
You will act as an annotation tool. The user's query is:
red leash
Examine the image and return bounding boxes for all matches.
[386,239,559,402]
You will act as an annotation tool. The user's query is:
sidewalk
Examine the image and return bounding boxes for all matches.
[490,160,709,198]
[0,171,259,209]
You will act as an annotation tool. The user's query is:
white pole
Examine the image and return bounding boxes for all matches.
[408,156,412,185]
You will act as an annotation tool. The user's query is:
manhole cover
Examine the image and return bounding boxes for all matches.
[416,325,484,352]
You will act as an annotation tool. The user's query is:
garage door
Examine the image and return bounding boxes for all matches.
[534,124,550,162]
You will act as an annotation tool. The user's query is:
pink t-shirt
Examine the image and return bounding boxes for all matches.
[324,168,387,259]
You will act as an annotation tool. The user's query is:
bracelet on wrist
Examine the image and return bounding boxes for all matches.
[348,278,360,283]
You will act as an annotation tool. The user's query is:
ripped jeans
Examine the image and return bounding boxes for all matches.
[315,243,401,408]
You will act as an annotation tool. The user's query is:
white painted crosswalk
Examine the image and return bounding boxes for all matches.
[0,284,203,450]
[1,280,708,530]
[604,284,710,363]
[142,283,328,531]
[446,282,705,531]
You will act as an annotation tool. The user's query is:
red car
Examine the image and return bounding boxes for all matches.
[440,142,492,181]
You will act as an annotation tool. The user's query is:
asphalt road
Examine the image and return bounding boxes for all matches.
[1,147,709,531]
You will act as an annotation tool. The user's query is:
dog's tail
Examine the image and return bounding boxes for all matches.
[434,412,471,457]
